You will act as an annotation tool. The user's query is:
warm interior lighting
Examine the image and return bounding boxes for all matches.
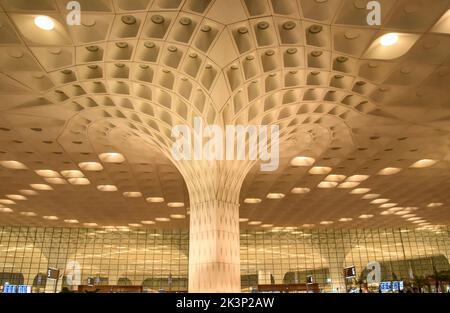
[30,184,53,191]
[338,182,360,189]
[146,197,164,203]
[410,159,437,168]
[320,221,333,225]
[97,185,118,192]
[35,170,60,178]
[45,178,67,185]
[123,192,142,198]
[309,166,332,175]
[261,224,274,228]
[248,221,262,225]
[379,203,398,208]
[371,198,389,204]
[7,194,27,200]
[291,187,311,194]
[167,202,184,208]
[0,160,28,170]
[0,199,16,205]
[346,175,370,182]
[239,218,249,222]
[318,181,338,188]
[128,223,142,227]
[362,193,380,199]
[377,167,402,175]
[350,188,371,194]
[427,203,443,208]
[155,217,170,222]
[43,216,58,220]
[339,218,353,222]
[380,33,398,46]
[34,15,55,31]
[21,212,37,217]
[325,174,346,182]
[19,190,38,196]
[61,170,84,178]
[78,162,104,171]
[290,156,315,167]
[64,219,79,224]
[170,214,186,219]
[141,220,155,225]
[68,178,90,185]
[266,193,285,199]
[244,198,262,204]
[99,152,125,163]
[84,223,98,227]
[359,214,374,219]
[0,208,13,213]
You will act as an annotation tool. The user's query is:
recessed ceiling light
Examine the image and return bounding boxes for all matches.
[0,160,28,170]
[155,217,170,222]
[43,216,58,220]
[427,202,443,208]
[320,221,333,225]
[167,202,184,208]
[290,156,315,167]
[123,192,142,198]
[350,188,371,194]
[20,212,37,217]
[61,170,84,178]
[266,193,285,199]
[30,184,53,191]
[239,218,249,222]
[371,198,389,204]
[78,162,104,171]
[146,197,165,203]
[141,220,155,225]
[35,170,61,178]
[34,15,55,31]
[309,166,332,175]
[359,214,374,219]
[339,218,353,222]
[0,208,13,213]
[380,210,393,215]
[248,221,262,225]
[6,194,27,200]
[45,178,67,185]
[170,214,186,219]
[379,203,398,208]
[325,174,346,182]
[0,199,16,205]
[128,223,142,227]
[291,187,311,194]
[68,178,90,185]
[97,185,117,192]
[244,198,262,204]
[362,193,380,199]
[302,224,314,228]
[99,152,125,163]
[387,207,404,212]
[83,223,98,227]
[346,175,370,182]
[379,33,399,46]
[377,167,402,175]
[19,190,38,196]
[338,182,360,189]
[410,159,437,168]
[318,181,338,188]
[64,219,79,224]
[407,217,421,221]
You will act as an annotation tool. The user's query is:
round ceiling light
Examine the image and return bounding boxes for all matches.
[380,33,399,46]
[34,15,55,31]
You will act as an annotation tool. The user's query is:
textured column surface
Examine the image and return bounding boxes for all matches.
[188,199,241,292]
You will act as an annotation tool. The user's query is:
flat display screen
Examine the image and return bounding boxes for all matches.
[344,266,356,278]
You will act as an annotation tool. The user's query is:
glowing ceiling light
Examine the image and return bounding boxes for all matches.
[78,162,103,171]
[19,190,38,196]
[0,160,28,170]
[141,220,155,225]
[123,192,142,198]
[35,170,60,178]
[34,15,55,31]
[244,198,261,204]
[380,33,398,46]
[377,167,402,175]
[338,182,360,189]
[30,184,53,191]
[346,175,370,182]
[320,221,333,225]
[410,159,437,168]
[99,152,125,163]
[362,193,380,200]
[64,219,79,224]
[266,193,285,199]
[155,217,170,222]
[379,203,398,208]
[0,208,13,213]
[371,198,389,204]
[43,216,58,220]
[84,223,98,227]
[61,170,84,178]
[309,166,332,175]
[146,197,164,203]
[318,181,338,188]
[97,185,118,192]
[248,221,262,225]
[167,202,184,208]
[261,224,274,228]
[239,218,249,222]
[291,187,310,194]
[170,214,186,219]
[290,156,315,167]
[6,194,27,200]
[359,214,374,219]
[427,202,443,208]
[45,178,67,185]
[350,188,371,194]
[324,174,346,182]
[339,218,353,222]
[21,212,37,217]
[0,199,16,205]
[68,178,90,185]
[128,223,142,227]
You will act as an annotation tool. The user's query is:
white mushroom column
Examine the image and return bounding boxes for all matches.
[179,161,250,293]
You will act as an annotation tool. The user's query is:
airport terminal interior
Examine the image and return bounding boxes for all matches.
[0,0,449,293]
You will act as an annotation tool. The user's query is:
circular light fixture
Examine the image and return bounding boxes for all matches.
[380,33,399,46]
[34,15,55,31]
